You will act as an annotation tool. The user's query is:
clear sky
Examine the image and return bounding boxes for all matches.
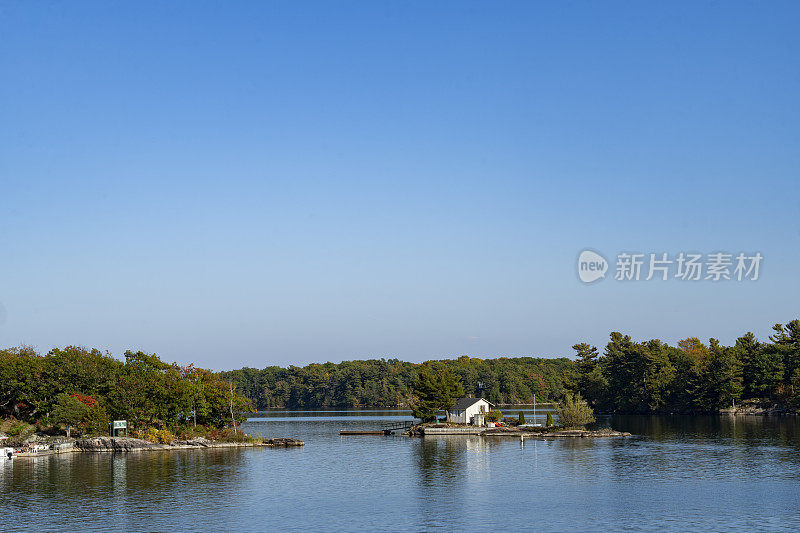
[1,2,798,370]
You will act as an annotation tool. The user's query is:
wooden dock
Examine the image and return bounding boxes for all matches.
[339,420,416,436]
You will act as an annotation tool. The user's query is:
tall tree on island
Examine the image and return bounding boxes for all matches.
[770,320,800,397]
[411,363,464,423]
[573,342,608,408]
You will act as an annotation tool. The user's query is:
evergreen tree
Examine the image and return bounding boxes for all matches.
[706,338,743,409]
[749,344,784,399]
[735,332,761,398]
[603,332,649,412]
[574,343,599,375]
[771,321,800,397]
[574,342,609,408]
[410,364,464,422]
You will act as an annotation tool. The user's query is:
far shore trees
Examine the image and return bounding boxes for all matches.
[217,318,800,414]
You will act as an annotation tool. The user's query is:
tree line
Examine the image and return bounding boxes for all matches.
[0,346,251,436]
[573,320,800,413]
[219,356,575,409]
[223,319,800,414]
[3,318,796,432]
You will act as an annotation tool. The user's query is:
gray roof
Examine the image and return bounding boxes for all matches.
[451,397,492,410]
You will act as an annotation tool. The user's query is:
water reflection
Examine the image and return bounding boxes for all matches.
[604,414,800,449]
[1,414,799,532]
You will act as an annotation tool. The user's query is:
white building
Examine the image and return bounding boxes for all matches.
[446,397,492,426]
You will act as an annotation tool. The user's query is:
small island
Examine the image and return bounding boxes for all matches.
[0,347,302,458]
[406,370,630,438]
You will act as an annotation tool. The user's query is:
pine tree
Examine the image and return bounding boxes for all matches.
[573,342,608,408]
[771,321,800,396]
[410,364,464,422]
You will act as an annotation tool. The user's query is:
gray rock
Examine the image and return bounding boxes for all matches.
[264,438,304,447]
[75,437,158,452]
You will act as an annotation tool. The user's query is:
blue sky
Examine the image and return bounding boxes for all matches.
[1,2,798,369]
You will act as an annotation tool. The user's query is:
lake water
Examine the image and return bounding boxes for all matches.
[2,412,799,532]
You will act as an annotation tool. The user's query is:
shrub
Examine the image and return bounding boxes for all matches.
[487,410,503,422]
[555,392,595,428]
[546,412,554,426]
[144,428,176,444]
[519,411,526,424]
[5,420,35,445]
[8,420,27,437]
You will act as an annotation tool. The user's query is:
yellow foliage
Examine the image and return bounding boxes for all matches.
[144,428,176,444]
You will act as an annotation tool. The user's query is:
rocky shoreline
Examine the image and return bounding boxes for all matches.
[75,436,305,452]
[7,436,304,458]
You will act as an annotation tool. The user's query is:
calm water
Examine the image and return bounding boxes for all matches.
[2,412,799,532]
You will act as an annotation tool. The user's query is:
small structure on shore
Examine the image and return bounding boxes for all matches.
[446,398,492,426]
[110,420,128,437]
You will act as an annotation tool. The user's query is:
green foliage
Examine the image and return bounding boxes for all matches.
[568,319,800,414]
[83,403,109,435]
[518,411,525,424]
[555,392,595,428]
[0,346,252,436]
[771,320,800,398]
[410,364,464,422]
[221,356,577,410]
[52,393,89,437]
[222,319,800,414]
[2,317,798,430]
[7,421,25,437]
[546,412,553,426]
[487,410,503,422]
